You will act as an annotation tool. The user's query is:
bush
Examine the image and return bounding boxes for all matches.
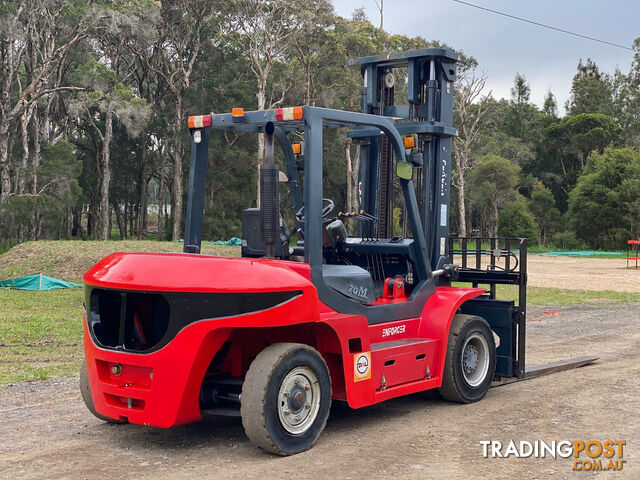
[568,147,640,249]
[498,196,538,244]
[551,231,584,250]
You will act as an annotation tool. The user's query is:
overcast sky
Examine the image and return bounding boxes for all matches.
[331,0,639,115]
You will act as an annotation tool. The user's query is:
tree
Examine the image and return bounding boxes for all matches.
[542,90,558,118]
[503,73,537,140]
[565,59,613,116]
[151,0,217,240]
[452,67,492,236]
[0,1,106,201]
[529,183,560,245]
[229,0,300,205]
[498,195,537,244]
[538,113,623,210]
[613,37,640,144]
[568,147,640,249]
[70,60,150,240]
[469,154,520,236]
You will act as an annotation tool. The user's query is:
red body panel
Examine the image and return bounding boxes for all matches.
[83,252,484,426]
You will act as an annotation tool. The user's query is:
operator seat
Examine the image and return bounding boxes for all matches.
[241,208,290,258]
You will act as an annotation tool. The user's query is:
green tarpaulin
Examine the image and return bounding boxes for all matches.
[0,274,81,290]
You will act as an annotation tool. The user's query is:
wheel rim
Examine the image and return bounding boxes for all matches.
[277,366,321,435]
[461,332,490,387]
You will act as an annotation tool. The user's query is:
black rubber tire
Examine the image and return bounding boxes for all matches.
[241,343,331,455]
[438,314,496,403]
[80,359,125,424]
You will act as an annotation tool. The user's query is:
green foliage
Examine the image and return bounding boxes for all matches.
[566,59,614,116]
[529,183,561,245]
[551,230,584,250]
[542,90,558,118]
[469,154,520,235]
[0,3,638,252]
[498,196,538,244]
[568,147,640,249]
[538,113,623,210]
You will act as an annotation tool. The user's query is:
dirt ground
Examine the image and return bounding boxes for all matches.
[526,254,640,292]
[1,301,639,479]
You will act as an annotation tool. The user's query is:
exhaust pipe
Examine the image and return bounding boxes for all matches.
[260,121,279,259]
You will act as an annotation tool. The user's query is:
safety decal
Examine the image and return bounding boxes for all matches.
[353,352,371,382]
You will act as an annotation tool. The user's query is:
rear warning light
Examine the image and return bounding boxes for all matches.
[404,136,415,149]
[232,107,244,117]
[276,106,303,121]
[187,115,212,128]
[292,143,302,155]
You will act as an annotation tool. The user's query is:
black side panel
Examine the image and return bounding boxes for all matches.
[459,297,516,377]
[87,288,301,354]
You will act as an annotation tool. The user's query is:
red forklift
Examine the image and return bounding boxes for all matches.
[81,49,594,455]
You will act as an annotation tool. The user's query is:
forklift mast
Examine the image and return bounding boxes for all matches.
[348,49,458,271]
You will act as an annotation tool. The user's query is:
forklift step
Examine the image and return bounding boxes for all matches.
[371,338,433,350]
[201,407,241,417]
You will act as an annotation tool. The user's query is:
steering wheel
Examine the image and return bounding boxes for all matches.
[295,198,335,226]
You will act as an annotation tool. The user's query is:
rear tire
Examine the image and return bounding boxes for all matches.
[438,314,496,403]
[241,343,331,455]
[80,359,125,423]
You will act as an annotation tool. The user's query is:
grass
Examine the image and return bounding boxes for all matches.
[0,239,639,387]
[0,240,237,387]
[449,240,627,259]
[489,284,640,306]
[0,240,239,283]
[0,289,84,386]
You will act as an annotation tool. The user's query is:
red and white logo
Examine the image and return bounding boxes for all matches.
[353,352,371,382]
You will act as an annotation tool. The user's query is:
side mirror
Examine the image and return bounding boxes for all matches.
[396,161,414,181]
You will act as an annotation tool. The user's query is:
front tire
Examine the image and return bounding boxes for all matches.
[438,314,496,403]
[241,343,331,455]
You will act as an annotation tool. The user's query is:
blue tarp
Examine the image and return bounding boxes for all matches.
[541,251,624,256]
[208,237,242,246]
[176,237,242,246]
[0,274,81,290]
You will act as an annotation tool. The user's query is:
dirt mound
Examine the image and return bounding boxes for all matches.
[0,241,239,282]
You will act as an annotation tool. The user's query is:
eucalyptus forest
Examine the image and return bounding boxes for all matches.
[1,0,639,250]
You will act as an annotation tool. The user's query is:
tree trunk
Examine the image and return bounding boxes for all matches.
[346,138,353,215]
[256,83,266,207]
[492,201,499,237]
[31,108,40,194]
[113,202,125,240]
[100,105,114,240]
[128,201,134,238]
[158,167,164,241]
[171,99,184,241]
[456,162,467,237]
[0,121,12,200]
[72,207,85,239]
[137,147,149,239]
[29,108,41,240]
[19,111,30,194]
